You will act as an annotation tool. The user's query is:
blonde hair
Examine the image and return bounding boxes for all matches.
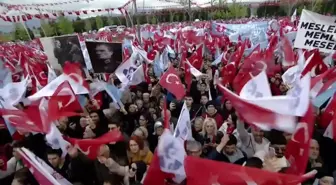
[202,117,217,135]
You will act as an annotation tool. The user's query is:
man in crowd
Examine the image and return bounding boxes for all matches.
[94,43,121,73]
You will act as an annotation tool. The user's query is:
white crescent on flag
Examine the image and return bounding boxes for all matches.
[57,87,76,107]
[291,122,309,144]
[166,74,180,84]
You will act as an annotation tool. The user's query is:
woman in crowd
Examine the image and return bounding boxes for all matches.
[2,21,336,185]
[201,118,218,156]
[127,136,153,165]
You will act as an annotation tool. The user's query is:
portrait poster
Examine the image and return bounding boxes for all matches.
[40,35,86,71]
[85,41,122,73]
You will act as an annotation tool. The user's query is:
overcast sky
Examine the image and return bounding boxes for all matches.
[0,0,196,28]
[0,0,268,32]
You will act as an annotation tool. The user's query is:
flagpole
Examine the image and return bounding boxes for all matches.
[133,0,141,45]
[38,9,47,37]
[18,11,32,40]
[21,20,32,41]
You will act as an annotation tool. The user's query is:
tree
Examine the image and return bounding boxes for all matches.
[280,0,303,16]
[73,19,85,33]
[308,0,324,13]
[13,23,31,41]
[183,13,187,21]
[106,16,115,26]
[57,17,74,35]
[40,20,55,37]
[151,16,157,24]
[227,1,248,18]
[95,16,104,29]
[84,19,92,32]
[169,12,174,22]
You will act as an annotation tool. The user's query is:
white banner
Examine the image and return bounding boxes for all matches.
[294,9,336,53]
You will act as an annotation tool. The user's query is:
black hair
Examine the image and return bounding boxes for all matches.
[12,141,25,149]
[108,117,121,127]
[270,133,287,146]
[244,157,263,169]
[230,113,238,126]
[200,94,209,98]
[226,135,237,146]
[134,161,147,182]
[140,112,150,121]
[315,167,333,179]
[46,148,62,157]
[216,131,224,144]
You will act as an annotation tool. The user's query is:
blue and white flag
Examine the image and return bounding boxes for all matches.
[313,82,336,107]
[105,83,123,109]
[174,102,193,142]
[158,129,186,183]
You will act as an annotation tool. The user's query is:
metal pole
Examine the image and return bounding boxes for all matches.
[188,0,191,22]
[210,0,213,20]
[133,0,141,45]
[17,10,32,40]
[21,21,32,40]
[40,19,47,37]
[37,9,47,37]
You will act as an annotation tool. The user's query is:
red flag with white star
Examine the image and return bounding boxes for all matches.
[65,130,124,159]
[48,80,83,122]
[0,106,47,133]
[159,66,186,100]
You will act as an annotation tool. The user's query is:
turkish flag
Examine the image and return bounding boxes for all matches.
[246,44,261,61]
[48,80,83,122]
[301,50,328,77]
[230,42,245,68]
[63,62,89,90]
[217,83,295,129]
[188,45,203,70]
[183,60,192,92]
[280,34,296,66]
[320,94,336,129]
[0,106,47,133]
[159,66,186,100]
[285,105,314,175]
[221,62,237,85]
[65,130,124,159]
[185,156,313,185]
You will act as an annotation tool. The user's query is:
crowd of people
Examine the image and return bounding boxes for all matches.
[0,18,336,185]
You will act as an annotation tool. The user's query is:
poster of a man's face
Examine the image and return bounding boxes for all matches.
[40,35,86,71]
[95,44,113,60]
[86,41,122,74]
